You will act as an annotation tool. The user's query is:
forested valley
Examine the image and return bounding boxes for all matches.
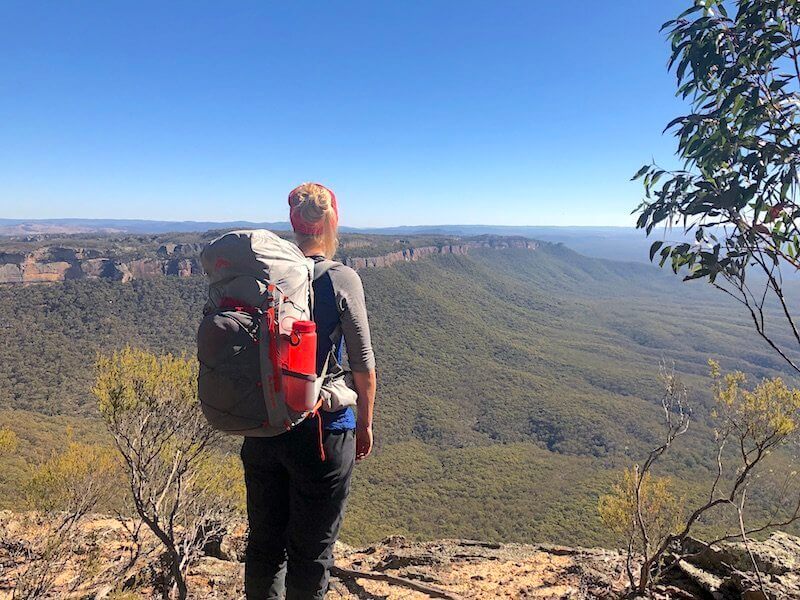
[1,236,797,546]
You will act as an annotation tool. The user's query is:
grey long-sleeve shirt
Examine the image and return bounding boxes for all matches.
[312,258,376,373]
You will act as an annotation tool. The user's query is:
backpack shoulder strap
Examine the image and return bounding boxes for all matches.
[311,258,345,380]
[313,258,340,281]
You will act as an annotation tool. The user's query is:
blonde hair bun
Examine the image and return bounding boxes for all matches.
[289,183,334,225]
[288,182,340,258]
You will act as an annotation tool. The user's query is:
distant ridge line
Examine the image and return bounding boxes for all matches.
[342,238,538,271]
[0,238,539,284]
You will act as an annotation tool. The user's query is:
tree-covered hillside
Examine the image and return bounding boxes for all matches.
[0,242,796,546]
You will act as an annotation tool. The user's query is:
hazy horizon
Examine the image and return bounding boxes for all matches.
[0,217,662,265]
[0,216,648,230]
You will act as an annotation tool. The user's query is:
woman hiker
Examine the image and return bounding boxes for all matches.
[240,183,377,599]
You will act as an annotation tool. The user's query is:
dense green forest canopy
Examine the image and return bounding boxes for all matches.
[1,236,797,546]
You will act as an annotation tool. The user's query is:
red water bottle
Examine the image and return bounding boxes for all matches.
[283,320,318,412]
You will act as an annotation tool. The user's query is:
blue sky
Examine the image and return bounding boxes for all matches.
[0,1,688,227]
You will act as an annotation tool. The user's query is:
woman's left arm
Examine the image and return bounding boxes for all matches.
[336,267,377,460]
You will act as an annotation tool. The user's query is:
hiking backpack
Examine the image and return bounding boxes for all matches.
[196,229,332,436]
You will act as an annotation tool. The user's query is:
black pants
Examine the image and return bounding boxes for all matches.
[240,416,355,600]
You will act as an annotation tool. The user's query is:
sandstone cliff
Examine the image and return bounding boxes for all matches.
[0,236,539,284]
[0,245,203,284]
[341,239,538,271]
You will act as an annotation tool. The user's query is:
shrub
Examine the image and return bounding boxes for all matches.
[93,347,240,600]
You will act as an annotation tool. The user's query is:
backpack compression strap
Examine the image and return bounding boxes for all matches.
[259,261,339,433]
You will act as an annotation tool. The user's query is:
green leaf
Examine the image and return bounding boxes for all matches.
[675,5,704,20]
[649,240,664,262]
[631,165,650,181]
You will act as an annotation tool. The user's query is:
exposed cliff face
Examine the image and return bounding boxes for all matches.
[0,245,203,284]
[0,238,538,284]
[342,239,539,271]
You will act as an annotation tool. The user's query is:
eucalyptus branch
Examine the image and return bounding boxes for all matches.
[636,1,800,374]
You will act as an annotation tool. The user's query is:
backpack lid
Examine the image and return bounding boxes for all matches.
[201,229,315,312]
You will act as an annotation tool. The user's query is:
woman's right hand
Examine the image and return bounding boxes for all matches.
[353,369,376,461]
[356,424,373,461]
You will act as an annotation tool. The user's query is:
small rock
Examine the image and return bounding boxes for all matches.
[380,535,407,548]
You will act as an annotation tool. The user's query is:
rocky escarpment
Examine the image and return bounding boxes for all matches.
[0,237,538,284]
[0,244,203,284]
[0,512,628,599]
[3,512,796,599]
[341,239,538,271]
